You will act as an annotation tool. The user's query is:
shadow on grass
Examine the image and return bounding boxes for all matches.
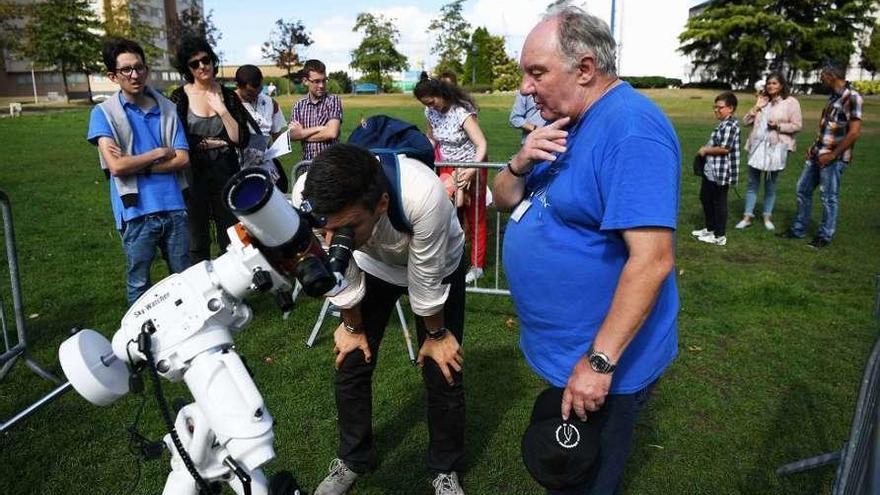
[738,380,836,494]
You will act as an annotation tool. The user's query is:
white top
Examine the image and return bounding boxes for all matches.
[242,93,286,136]
[292,155,465,316]
[425,104,477,161]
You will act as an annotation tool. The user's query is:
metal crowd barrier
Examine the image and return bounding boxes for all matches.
[435,161,510,297]
[776,278,880,494]
[0,190,65,433]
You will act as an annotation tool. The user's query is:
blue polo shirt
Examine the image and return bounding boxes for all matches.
[87,93,188,230]
[503,82,680,394]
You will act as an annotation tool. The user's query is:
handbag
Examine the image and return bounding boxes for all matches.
[692,154,705,176]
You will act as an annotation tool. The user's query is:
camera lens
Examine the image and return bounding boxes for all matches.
[328,227,354,275]
[295,256,336,297]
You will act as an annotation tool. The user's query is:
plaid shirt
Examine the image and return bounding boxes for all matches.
[291,93,343,160]
[705,115,740,186]
[809,82,863,163]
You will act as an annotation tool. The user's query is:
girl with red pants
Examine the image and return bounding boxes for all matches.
[415,73,488,282]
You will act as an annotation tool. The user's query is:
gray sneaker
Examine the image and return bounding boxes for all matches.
[432,472,464,495]
[314,458,359,495]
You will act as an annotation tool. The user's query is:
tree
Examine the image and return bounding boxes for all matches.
[428,0,472,78]
[19,0,101,102]
[102,1,164,65]
[859,23,880,78]
[261,19,313,93]
[0,2,29,70]
[680,0,877,88]
[462,26,515,86]
[350,13,408,92]
[492,59,521,92]
[329,70,354,93]
[170,6,222,52]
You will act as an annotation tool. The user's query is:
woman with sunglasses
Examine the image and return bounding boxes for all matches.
[170,36,249,263]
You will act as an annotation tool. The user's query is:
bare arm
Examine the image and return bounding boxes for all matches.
[698,146,731,157]
[205,89,241,144]
[98,137,175,176]
[462,115,487,162]
[492,117,570,211]
[304,118,341,142]
[561,227,675,421]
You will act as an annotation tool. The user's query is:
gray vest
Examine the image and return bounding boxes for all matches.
[96,87,188,207]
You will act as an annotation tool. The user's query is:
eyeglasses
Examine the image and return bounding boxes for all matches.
[188,55,213,70]
[713,104,728,110]
[306,77,327,85]
[116,64,148,77]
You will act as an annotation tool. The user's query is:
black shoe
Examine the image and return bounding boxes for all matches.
[777,229,803,239]
[808,237,830,249]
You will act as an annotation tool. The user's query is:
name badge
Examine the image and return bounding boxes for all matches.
[510,198,532,222]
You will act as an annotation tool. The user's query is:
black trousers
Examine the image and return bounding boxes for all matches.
[699,175,730,237]
[186,153,239,264]
[336,255,467,474]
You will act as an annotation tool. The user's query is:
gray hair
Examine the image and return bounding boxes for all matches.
[544,5,617,76]
[820,63,846,80]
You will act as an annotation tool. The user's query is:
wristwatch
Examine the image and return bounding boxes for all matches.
[426,326,449,341]
[587,348,616,374]
[343,321,363,335]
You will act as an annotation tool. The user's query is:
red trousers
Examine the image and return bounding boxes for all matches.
[459,169,488,269]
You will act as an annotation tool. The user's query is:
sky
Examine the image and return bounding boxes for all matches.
[205,0,704,80]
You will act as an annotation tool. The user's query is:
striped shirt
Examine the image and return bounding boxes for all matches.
[809,83,863,163]
[290,94,343,160]
[704,115,740,186]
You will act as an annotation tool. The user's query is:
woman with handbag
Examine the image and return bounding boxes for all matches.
[736,73,802,231]
[170,36,249,263]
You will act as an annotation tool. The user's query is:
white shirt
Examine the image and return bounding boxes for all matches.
[242,93,286,137]
[292,155,464,316]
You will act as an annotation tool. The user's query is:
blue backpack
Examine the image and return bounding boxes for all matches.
[347,115,435,235]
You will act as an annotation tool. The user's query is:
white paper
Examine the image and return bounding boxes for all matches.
[264,132,292,160]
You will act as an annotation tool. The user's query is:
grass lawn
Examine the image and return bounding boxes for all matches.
[0,89,878,494]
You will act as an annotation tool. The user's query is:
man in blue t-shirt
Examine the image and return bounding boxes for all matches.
[494,6,680,494]
[87,38,191,304]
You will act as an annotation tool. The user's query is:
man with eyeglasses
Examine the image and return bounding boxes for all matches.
[289,59,343,164]
[87,38,191,305]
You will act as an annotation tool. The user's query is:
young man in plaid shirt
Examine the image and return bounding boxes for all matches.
[289,59,343,164]
[692,92,740,246]
[780,64,863,248]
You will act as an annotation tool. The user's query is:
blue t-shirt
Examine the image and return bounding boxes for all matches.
[87,93,189,230]
[503,82,680,394]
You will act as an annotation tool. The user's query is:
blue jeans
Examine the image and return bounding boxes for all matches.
[547,381,657,495]
[743,167,780,217]
[791,159,846,241]
[121,210,190,304]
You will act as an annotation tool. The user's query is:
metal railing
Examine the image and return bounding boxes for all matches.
[777,278,880,494]
[0,190,64,433]
[435,161,510,297]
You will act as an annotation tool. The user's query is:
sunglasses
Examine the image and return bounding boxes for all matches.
[188,55,213,70]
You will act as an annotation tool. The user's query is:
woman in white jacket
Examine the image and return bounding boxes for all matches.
[736,72,803,230]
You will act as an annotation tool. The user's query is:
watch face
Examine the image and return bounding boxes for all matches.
[589,354,611,373]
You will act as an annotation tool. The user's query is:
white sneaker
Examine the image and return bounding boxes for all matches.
[691,228,711,237]
[432,472,465,495]
[314,459,359,495]
[698,232,727,246]
[464,266,484,284]
[763,217,775,231]
[735,218,752,229]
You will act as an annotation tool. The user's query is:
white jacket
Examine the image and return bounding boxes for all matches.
[292,155,464,316]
